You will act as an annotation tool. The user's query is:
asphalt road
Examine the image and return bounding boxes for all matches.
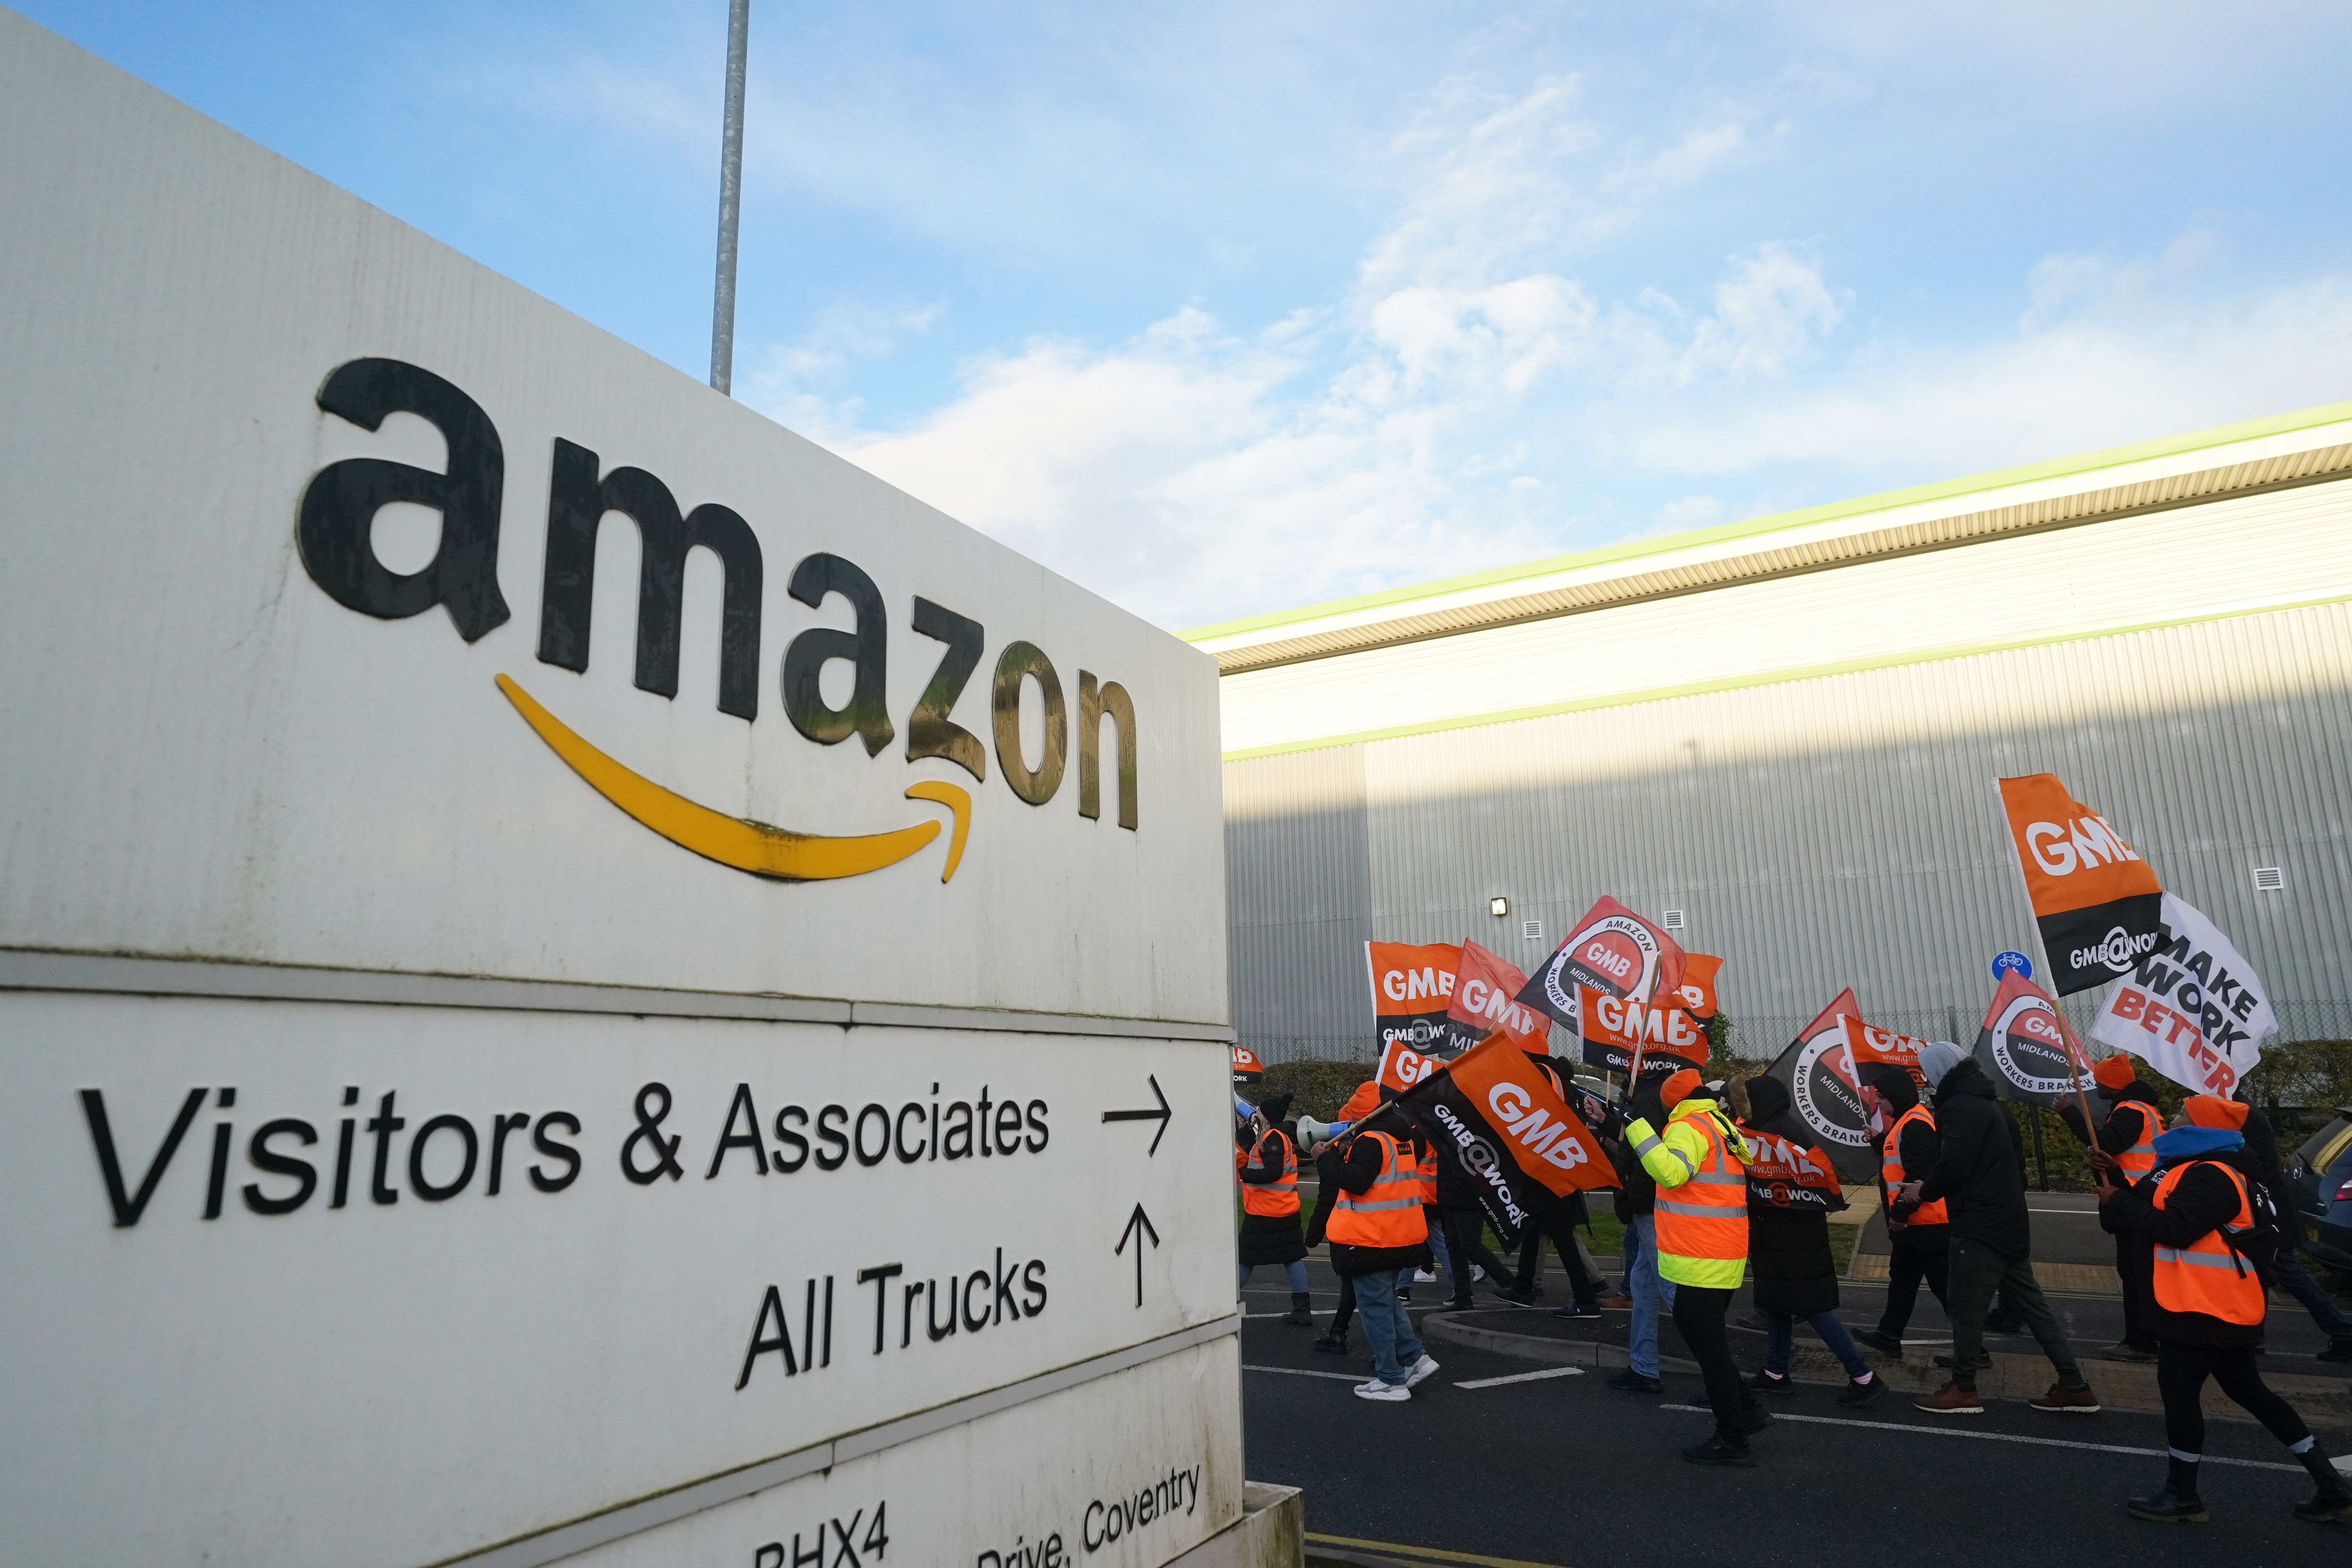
[1237,1262,2352,1568]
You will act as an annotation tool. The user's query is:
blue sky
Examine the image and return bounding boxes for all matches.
[25,1,2352,628]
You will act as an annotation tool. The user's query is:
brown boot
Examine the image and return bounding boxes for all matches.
[2031,1381,2101,1414]
[1914,1381,1984,1415]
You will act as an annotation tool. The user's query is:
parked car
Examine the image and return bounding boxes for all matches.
[2285,1107,2352,1278]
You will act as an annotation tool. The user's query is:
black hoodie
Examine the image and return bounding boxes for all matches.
[1914,1058,2032,1259]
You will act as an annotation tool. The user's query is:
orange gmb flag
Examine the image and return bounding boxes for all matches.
[1573,984,1709,1077]
[1398,1033,1617,1243]
[1365,940,1461,1058]
[1838,1017,1935,1142]
[1376,1035,1454,1095]
[1739,1126,1845,1214]
[1995,774,2165,997]
[1446,939,1551,1054]
[1673,952,1724,1020]
[1230,1045,1264,1083]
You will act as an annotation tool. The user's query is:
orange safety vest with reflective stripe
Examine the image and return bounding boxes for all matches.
[1327,1131,1429,1248]
[1642,1102,1748,1287]
[1880,1104,1948,1227]
[2151,1160,2265,1327]
[1240,1129,1300,1217]
[2108,1100,2159,1182]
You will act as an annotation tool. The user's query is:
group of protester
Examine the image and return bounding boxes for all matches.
[1235,1042,2352,1524]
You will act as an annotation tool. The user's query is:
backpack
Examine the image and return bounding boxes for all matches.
[2219,1166,2286,1289]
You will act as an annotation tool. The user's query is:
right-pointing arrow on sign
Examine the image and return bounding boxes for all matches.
[1114,1202,1161,1308]
[1101,1074,1172,1156]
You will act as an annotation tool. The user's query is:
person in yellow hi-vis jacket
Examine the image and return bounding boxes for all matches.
[1624,1067,1766,1467]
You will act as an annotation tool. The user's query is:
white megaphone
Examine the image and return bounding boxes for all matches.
[1294,1116,1333,1152]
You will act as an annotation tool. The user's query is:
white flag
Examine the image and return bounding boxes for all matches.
[2087,892,2278,1097]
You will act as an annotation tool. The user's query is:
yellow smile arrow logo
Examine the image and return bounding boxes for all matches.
[496,674,970,882]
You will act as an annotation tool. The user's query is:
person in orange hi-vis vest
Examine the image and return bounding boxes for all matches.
[1236,1093,1313,1326]
[2103,1096,2352,1524]
[2063,1053,2165,1362]
[1325,1119,1437,1402]
[1853,1063,1951,1358]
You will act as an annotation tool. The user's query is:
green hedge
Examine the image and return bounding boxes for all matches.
[1255,1058,1375,1122]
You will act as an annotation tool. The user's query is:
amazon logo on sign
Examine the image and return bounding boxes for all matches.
[294,358,1138,883]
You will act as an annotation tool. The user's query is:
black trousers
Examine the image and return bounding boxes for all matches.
[1514,1205,1605,1301]
[1328,1274,1356,1336]
[2158,1341,2309,1457]
[2117,1234,2158,1351]
[1671,1284,1758,1443]
[1439,1207,1516,1302]
[1877,1228,1950,1339]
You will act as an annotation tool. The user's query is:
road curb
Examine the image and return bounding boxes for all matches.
[1415,1310,2352,1426]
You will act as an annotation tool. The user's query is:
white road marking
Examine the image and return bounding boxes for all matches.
[1455,1367,1588,1389]
[1244,1364,1366,1382]
[1656,1405,2309,1472]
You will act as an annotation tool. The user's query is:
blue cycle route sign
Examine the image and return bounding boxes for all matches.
[1991,950,2034,982]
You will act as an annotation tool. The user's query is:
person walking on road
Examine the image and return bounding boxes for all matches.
[1495,1054,1606,1315]
[1627,1067,1766,1465]
[2237,1096,2352,1363]
[2060,1053,2164,1362]
[1235,1093,1314,1326]
[1902,1041,2100,1416]
[1855,1063,1950,1357]
[1325,1120,1440,1401]
[1739,1075,1883,1407]
[1604,1073,1675,1393]
[2104,1095,2352,1524]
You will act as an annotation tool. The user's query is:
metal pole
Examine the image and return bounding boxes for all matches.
[708,0,751,394]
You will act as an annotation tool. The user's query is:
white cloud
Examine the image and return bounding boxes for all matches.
[752,68,2352,632]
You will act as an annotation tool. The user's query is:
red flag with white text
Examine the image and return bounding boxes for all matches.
[1446,940,1550,1054]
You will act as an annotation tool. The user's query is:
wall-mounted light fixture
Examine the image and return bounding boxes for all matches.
[1489,896,1509,917]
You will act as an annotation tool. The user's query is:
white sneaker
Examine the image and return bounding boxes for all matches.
[1413,1269,1437,1283]
[1353,1379,1411,1402]
[1405,1354,1441,1388]
[1472,1266,1486,1282]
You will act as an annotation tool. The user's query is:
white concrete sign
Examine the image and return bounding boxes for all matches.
[0,11,1247,1568]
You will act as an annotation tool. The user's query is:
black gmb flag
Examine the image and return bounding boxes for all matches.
[1391,1033,1617,1246]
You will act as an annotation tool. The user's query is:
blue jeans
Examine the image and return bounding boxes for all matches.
[1425,1207,1456,1288]
[2278,1250,2352,1343]
[1628,1213,1676,1378]
[1237,1261,1309,1292]
[1352,1269,1427,1385]
[1765,1310,1872,1379]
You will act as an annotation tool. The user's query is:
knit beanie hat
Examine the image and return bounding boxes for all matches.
[1915,1040,1965,1089]
[2092,1054,2137,1093]
[2184,1095,2249,1132]
[1659,1068,1703,1108]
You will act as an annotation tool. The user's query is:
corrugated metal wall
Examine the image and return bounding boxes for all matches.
[1225,600,2352,1064]
[1225,746,1370,1059]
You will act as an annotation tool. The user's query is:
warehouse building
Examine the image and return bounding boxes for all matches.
[1192,403,2352,1064]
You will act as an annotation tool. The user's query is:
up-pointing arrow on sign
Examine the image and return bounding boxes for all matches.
[1115,1203,1161,1308]
[1101,1074,1172,1156]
